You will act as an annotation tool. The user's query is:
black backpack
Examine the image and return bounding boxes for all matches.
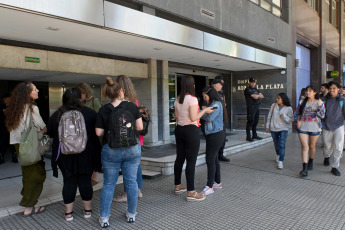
[138,105,150,136]
[107,102,138,148]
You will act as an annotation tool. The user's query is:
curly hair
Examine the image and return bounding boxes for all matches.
[116,75,137,103]
[5,82,35,131]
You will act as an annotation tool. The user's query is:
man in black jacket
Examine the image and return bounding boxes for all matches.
[244,78,264,142]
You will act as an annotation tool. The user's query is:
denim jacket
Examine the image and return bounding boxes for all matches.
[201,101,223,135]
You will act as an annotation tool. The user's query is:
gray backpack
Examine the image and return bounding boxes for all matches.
[58,110,87,156]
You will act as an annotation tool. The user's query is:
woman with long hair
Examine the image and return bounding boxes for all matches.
[5,82,47,216]
[113,75,144,203]
[266,93,293,169]
[200,86,227,195]
[96,77,143,227]
[295,86,325,177]
[174,76,213,201]
[76,83,102,186]
[47,87,101,221]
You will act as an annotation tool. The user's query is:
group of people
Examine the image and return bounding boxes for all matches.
[3,74,345,226]
[3,75,145,228]
[265,81,345,178]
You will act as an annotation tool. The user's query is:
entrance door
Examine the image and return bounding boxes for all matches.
[168,73,207,135]
[296,44,311,104]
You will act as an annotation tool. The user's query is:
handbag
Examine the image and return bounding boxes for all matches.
[38,131,52,156]
[18,109,41,166]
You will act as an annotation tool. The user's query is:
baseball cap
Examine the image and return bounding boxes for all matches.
[213,78,224,86]
[215,76,223,80]
[249,78,256,82]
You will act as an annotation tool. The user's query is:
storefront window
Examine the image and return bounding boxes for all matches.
[250,0,259,4]
[260,0,272,11]
[272,0,281,7]
[272,7,281,17]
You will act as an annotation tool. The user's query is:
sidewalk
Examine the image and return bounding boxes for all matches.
[1,132,345,229]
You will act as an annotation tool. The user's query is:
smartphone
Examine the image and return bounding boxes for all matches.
[211,107,218,110]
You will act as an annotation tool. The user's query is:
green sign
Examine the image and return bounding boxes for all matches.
[330,71,339,78]
[25,56,40,63]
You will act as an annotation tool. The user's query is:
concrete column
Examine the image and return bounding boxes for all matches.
[320,1,327,83]
[290,0,297,109]
[161,60,170,143]
[339,1,344,85]
[147,58,159,144]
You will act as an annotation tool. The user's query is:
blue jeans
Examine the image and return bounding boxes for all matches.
[100,144,141,218]
[124,164,143,191]
[271,131,288,161]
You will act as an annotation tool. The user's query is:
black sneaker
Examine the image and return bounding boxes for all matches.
[246,137,254,142]
[324,157,330,166]
[331,168,341,176]
[252,136,263,140]
[218,156,230,162]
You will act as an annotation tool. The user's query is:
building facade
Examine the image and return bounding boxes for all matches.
[0,0,341,145]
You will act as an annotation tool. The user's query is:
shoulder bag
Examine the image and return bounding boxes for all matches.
[18,109,41,166]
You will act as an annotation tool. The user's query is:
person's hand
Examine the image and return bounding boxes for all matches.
[43,127,47,133]
[317,99,323,106]
[259,93,264,98]
[204,107,214,114]
[297,121,301,129]
[280,114,284,119]
[265,128,269,133]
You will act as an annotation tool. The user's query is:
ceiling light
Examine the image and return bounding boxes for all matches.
[153,48,162,50]
[47,26,60,31]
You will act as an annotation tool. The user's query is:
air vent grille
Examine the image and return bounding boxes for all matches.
[201,8,215,19]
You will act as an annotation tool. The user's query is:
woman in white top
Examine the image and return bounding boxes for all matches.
[174,76,213,202]
[5,82,47,217]
[266,93,293,170]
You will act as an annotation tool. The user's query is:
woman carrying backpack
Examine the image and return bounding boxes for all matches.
[199,86,227,196]
[76,82,102,186]
[113,74,144,203]
[5,82,47,217]
[294,85,325,177]
[96,77,143,227]
[265,93,293,170]
[46,87,102,221]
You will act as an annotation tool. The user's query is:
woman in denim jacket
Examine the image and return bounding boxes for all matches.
[200,86,227,196]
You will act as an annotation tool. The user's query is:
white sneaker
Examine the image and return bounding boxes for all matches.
[275,155,280,163]
[99,217,109,228]
[201,186,214,196]
[277,161,283,169]
[213,182,223,189]
[126,213,136,223]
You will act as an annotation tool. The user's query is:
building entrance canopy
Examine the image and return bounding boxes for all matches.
[0,0,286,82]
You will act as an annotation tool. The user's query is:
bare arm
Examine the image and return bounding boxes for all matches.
[95,128,104,136]
[189,105,213,122]
[136,117,143,131]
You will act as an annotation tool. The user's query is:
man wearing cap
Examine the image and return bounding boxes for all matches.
[244,78,264,141]
[212,76,230,162]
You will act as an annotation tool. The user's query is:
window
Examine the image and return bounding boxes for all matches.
[305,0,319,12]
[248,0,283,19]
[331,0,339,27]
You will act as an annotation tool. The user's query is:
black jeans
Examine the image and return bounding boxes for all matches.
[218,127,226,158]
[63,173,93,204]
[206,130,225,187]
[246,105,260,137]
[174,125,200,191]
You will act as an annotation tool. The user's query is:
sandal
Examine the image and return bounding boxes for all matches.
[22,208,35,217]
[22,206,45,217]
[84,209,92,219]
[65,211,74,221]
[91,179,98,186]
